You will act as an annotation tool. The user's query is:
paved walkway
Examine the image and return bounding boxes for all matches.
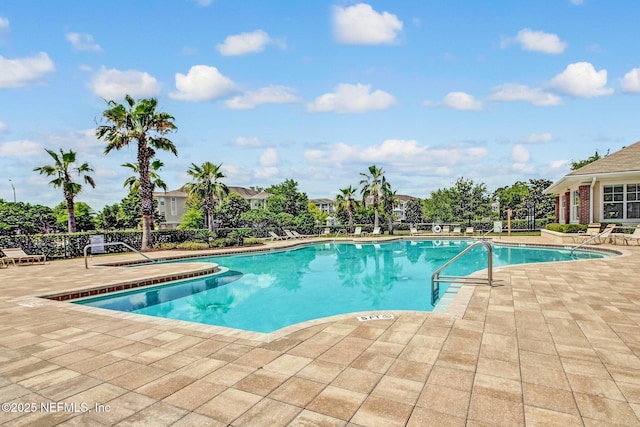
[1,236,639,426]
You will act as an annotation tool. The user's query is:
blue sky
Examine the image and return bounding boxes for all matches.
[1,0,639,210]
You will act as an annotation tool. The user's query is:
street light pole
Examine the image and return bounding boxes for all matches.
[9,179,16,202]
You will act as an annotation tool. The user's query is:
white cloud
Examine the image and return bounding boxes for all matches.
[549,62,613,97]
[549,159,569,170]
[46,129,104,157]
[333,3,403,45]
[511,144,530,163]
[169,65,236,101]
[225,86,302,109]
[65,32,101,51]
[0,52,55,88]
[89,66,161,99]
[620,67,640,93]
[217,30,276,56]
[0,16,9,43]
[523,133,554,144]
[0,140,44,157]
[507,29,567,54]
[234,137,266,148]
[488,84,561,106]
[308,83,396,113]
[438,92,483,111]
[0,121,6,134]
[259,148,279,167]
[304,139,486,174]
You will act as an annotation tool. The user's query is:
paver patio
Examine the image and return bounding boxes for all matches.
[1,235,639,426]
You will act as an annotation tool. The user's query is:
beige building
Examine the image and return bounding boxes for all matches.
[154,186,272,229]
[545,141,640,225]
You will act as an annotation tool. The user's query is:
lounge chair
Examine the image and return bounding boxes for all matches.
[410,227,419,236]
[268,231,287,241]
[321,228,331,236]
[0,247,46,265]
[619,224,640,245]
[573,223,601,243]
[576,224,615,245]
[452,227,462,236]
[370,227,381,236]
[465,227,474,236]
[442,225,451,235]
[291,230,314,239]
[352,226,363,237]
[0,257,7,269]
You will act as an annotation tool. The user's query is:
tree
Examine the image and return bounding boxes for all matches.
[97,204,123,230]
[216,193,250,228]
[184,162,229,231]
[405,198,423,224]
[265,179,308,216]
[422,188,453,223]
[97,94,177,249]
[307,202,329,226]
[335,185,359,232]
[0,201,56,235]
[122,159,167,194]
[178,206,205,229]
[240,208,274,229]
[449,177,489,225]
[380,177,397,234]
[34,148,95,232]
[493,182,529,220]
[360,165,385,229]
[52,201,96,232]
[571,150,607,170]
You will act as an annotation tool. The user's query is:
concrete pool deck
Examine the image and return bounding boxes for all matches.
[1,236,639,426]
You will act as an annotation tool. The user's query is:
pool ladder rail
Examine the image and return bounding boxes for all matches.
[431,240,493,305]
[83,241,155,269]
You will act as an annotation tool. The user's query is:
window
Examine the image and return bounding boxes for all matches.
[628,184,640,219]
[171,197,177,216]
[159,197,165,206]
[603,184,640,220]
[572,190,580,221]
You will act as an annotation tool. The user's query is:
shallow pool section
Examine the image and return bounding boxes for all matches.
[75,240,609,333]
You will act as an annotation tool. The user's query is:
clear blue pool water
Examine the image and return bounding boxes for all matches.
[75,240,609,333]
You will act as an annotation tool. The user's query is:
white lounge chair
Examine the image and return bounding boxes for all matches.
[464,227,474,236]
[452,227,462,236]
[291,230,314,239]
[620,224,640,245]
[442,225,451,235]
[0,247,46,265]
[268,231,287,240]
[573,223,601,243]
[352,226,363,237]
[370,227,381,236]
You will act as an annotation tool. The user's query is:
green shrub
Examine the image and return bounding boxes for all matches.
[157,242,178,250]
[545,223,587,233]
[176,241,210,250]
[244,237,263,246]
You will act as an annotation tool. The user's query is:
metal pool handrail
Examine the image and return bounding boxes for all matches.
[83,241,154,269]
[431,240,493,305]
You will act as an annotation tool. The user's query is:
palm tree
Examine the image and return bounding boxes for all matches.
[96,94,177,250]
[380,176,398,234]
[335,185,359,232]
[184,162,229,231]
[34,148,95,232]
[122,159,167,194]
[359,165,385,229]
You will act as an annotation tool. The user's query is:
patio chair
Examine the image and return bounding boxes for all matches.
[573,223,601,243]
[370,227,381,236]
[410,227,419,236]
[291,230,314,239]
[268,231,287,241]
[620,224,640,245]
[352,226,363,237]
[576,224,615,245]
[442,225,451,235]
[464,227,474,236]
[452,227,462,236]
[321,228,331,236]
[0,257,7,269]
[0,247,46,265]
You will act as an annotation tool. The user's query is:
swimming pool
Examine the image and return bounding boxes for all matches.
[75,240,609,333]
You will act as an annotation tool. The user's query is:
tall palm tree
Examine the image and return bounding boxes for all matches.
[380,176,398,234]
[96,94,177,250]
[122,159,167,194]
[359,165,385,229]
[34,148,95,232]
[335,185,359,232]
[184,162,229,231]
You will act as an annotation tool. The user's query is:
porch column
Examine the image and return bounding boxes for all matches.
[579,185,591,224]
